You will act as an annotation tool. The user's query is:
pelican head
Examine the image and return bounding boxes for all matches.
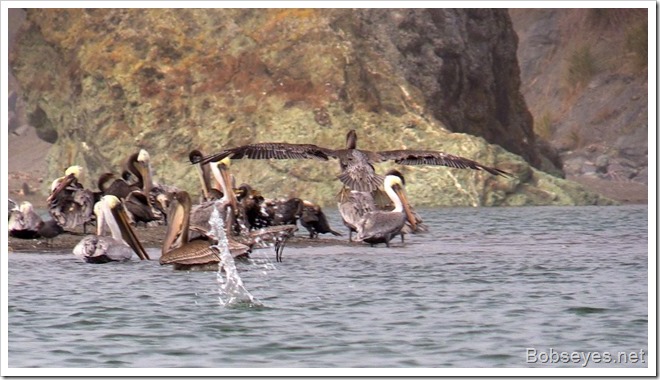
[19,201,35,214]
[137,149,151,164]
[100,195,150,260]
[210,158,239,213]
[47,165,84,203]
[188,150,204,164]
[65,165,84,179]
[346,129,358,149]
[218,157,231,169]
[383,171,416,231]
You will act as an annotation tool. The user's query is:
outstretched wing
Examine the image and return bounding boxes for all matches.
[376,150,511,177]
[196,143,333,165]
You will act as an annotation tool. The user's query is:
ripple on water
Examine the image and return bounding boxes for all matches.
[7,206,649,368]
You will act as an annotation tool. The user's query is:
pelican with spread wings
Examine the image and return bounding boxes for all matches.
[194,130,511,192]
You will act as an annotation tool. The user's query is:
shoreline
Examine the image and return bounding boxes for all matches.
[8,224,356,253]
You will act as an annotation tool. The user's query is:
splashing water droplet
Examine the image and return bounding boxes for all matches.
[209,206,261,308]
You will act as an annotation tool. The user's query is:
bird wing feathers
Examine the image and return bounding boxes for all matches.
[376,150,511,177]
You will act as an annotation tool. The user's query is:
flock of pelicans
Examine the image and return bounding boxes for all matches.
[8,130,511,270]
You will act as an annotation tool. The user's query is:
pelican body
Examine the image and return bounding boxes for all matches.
[122,149,173,226]
[354,171,417,247]
[160,191,249,271]
[9,201,43,239]
[73,195,150,263]
[338,171,427,243]
[47,165,95,231]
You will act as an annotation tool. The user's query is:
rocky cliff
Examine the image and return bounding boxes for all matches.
[510,9,648,203]
[9,8,613,207]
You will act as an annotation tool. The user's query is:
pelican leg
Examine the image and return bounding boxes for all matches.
[275,240,284,262]
[275,239,281,262]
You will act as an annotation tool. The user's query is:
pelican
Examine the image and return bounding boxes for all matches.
[188,158,241,237]
[339,170,426,243]
[123,149,174,225]
[47,165,95,232]
[354,170,417,247]
[9,201,43,239]
[195,129,511,192]
[160,191,250,271]
[204,158,298,262]
[189,149,223,201]
[73,195,150,263]
[300,200,342,239]
[9,200,64,242]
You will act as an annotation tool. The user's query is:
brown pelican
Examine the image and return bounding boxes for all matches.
[206,158,298,262]
[9,201,43,239]
[300,200,342,239]
[160,191,250,271]
[9,199,64,243]
[123,149,174,226]
[195,129,511,192]
[73,195,150,263]
[353,170,417,247]
[189,149,223,201]
[47,165,95,232]
[339,170,426,243]
[188,158,241,237]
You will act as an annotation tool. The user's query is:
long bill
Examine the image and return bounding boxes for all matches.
[193,162,210,200]
[393,185,417,232]
[46,174,76,203]
[109,198,150,260]
[211,158,239,215]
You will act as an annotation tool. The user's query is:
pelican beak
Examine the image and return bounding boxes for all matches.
[110,201,150,260]
[134,159,152,194]
[93,201,105,236]
[393,184,417,232]
[162,194,188,254]
[193,161,210,200]
[218,160,239,214]
[46,174,76,203]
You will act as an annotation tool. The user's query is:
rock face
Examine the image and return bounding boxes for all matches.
[510,9,648,186]
[9,9,613,207]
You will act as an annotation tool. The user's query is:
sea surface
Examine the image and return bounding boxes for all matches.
[6,205,649,371]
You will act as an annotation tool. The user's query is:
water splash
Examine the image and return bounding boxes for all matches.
[209,206,262,308]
